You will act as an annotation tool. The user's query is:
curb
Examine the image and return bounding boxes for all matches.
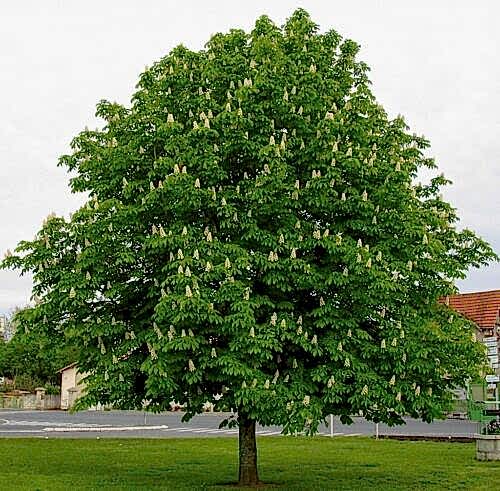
[377,434,474,443]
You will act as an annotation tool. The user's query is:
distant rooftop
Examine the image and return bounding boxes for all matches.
[445,290,500,329]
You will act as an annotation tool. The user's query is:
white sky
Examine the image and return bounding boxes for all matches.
[1,0,499,314]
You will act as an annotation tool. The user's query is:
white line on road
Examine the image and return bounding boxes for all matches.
[7,421,106,427]
[156,427,240,435]
[161,427,192,432]
[43,425,169,432]
[176,428,209,432]
[0,429,45,434]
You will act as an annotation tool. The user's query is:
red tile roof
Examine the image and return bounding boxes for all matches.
[444,290,500,329]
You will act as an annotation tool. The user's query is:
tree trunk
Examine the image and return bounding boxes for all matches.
[238,412,260,486]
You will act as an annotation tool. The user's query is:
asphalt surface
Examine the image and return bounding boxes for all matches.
[0,410,480,438]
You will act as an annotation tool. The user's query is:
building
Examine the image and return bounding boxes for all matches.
[0,314,14,342]
[444,290,500,384]
[445,290,500,340]
[59,362,86,410]
[0,314,7,340]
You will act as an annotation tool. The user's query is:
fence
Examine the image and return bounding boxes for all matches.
[0,389,60,410]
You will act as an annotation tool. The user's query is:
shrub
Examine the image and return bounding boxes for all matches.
[482,419,500,435]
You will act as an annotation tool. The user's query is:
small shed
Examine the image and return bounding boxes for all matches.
[59,362,86,410]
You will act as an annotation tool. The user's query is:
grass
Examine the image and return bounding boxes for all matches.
[0,436,498,490]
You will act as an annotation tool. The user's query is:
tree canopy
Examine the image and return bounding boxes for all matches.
[0,310,77,391]
[2,9,496,485]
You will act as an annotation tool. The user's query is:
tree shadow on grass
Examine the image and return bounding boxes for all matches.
[216,482,281,490]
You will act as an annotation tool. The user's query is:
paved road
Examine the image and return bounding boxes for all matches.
[0,410,480,438]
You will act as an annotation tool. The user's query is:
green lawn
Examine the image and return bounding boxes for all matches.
[1,437,498,490]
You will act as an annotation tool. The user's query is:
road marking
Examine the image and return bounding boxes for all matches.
[161,427,192,432]
[163,428,239,435]
[0,429,45,434]
[2,420,106,427]
[257,431,282,436]
[42,425,169,432]
[160,427,226,434]
[160,427,239,435]
[176,428,208,432]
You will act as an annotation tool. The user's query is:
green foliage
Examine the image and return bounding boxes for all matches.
[0,312,77,390]
[481,420,500,435]
[483,420,500,435]
[1,9,496,431]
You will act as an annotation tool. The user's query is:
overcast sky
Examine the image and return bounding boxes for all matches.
[1,1,498,314]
